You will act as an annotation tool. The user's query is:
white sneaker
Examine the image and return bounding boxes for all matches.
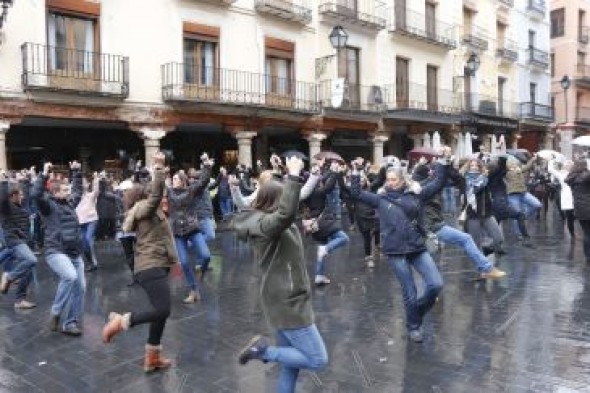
[317,245,328,261]
[365,256,375,268]
[314,275,331,286]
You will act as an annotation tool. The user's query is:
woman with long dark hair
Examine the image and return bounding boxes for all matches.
[102,152,179,373]
[233,156,328,393]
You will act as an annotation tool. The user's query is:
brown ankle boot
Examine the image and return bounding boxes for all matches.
[102,312,130,343]
[144,344,172,373]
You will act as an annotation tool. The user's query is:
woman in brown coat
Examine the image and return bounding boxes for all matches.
[101,152,180,373]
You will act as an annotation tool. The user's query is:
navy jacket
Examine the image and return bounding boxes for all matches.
[0,179,32,247]
[351,163,448,255]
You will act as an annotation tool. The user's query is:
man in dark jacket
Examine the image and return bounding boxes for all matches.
[0,170,38,309]
[32,161,85,336]
[216,166,232,220]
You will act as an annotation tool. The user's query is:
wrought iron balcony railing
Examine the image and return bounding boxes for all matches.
[527,0,545,17]
[161,63,318,112]
[580,26,590,44]
[381,83,462,114]
[497,0,514,8]
[527,47,549,68]
[577,64,590,79]
[462,27,489,52]
[389,7,457,49]
[463,93,518,118]
[317,80,388,112]
[21,42,129,97]
[520,102,553,121]
[576,106,590,122]
[254,0,312,24]
[318,0,386,31]
[496,39,518,63]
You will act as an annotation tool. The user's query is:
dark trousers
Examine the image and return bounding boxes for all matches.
[360,228,380,256]
[564,210,575,237]
[580,220,590,262]
[119,237,135,273]
[130,267,171,345]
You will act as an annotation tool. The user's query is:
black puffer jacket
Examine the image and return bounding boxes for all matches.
[304,171,341,242]
[32,172,83,258]
[566,168,590,220]
[168,166,211,236]
[339,176,375,232]
[0,179,32,247]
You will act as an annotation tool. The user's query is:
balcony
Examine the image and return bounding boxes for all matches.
[527,47,549,69]
[318,80,387,112]
[520,102,553,122]
[463,93,518,118]
[579,26,589,45]
[576,107,590,123]
[318,0,386,31]
[255,0,312,25]
[527,0,545,20]
[462,27,489,52]
[497,0,514,8]
[161,63,318,112]
[382,83,462,114]
[21,43,129,98]
[496,39,518,63]
[389,7,457,49]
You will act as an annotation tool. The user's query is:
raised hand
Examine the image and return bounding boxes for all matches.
[70,161,81,170]
[153,152,166,167]
[285,156,304,177]
[43,162,53,176]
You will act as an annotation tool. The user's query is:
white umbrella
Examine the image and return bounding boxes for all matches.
[572,135,590,147]
[498,135,507,154]
[537,149,565,161]
[432,131,441,150]
[422,132,432,149]
[464,132,473,156]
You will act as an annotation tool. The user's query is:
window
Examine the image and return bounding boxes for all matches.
[529,30,536,47]
[497,22,506,47]
[551,8,565,38]
[578,51,586,66]
[395,0,406,29]
[425,1,436,39]
[183,38,218,85]
[551,53,555,76]
[498,77,506,115]
[463,10,473,36]
[530,83,537,104]
[338,46,360,107]
[47,12,96,73]
[265,57,293,95]
[580,10,586,42]
[427,65,437,110]
[396,57,409,108]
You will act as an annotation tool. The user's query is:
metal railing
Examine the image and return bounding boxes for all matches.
[317,80,388,112]
[527,0,545,15]
[381,83,462,113]
[318,0,386,30]
[576,106,590,122]
[161,63,318,112]
[462,26,489,51]
[254,0,312,24]
[389,7,457,49]
[520,102,553,121]
[497,0,514,7]
[577,63,590,79]
[496,39,518,62]
[580,26,590,44]
[527,47,549,68]
[21,42,129,97]
[463,93,518,118]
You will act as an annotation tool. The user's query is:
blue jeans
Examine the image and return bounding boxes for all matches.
[263,324,328,393]
[7,243,38,301]
[441,186,457,215]
[315,230,349,276]
[508,192,541,235]
[175,231,211,291]
[436,225,492,273]
[387,251,443,332]
[80,220,98,266]
[219,197,233,219]
[200,217,216,242]
[45,253,85,329]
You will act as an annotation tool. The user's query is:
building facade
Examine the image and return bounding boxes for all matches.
[0,0,552,172]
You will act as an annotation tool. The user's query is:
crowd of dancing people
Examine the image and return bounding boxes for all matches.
[1,144,589,392]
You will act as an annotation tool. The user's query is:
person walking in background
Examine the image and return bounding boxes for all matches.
[549,158,575,241]
[233,156,328,393]
[75,171,101,272]
[102,152,179,373]
[216,166,233,220]
[566,159,590,262]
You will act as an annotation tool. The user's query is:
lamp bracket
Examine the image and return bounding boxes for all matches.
[315,54,336,80]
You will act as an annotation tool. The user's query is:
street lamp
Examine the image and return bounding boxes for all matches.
[0,0,13,30]
[465,53,481,76]
[561,75,571,123]
[315,25,349,79]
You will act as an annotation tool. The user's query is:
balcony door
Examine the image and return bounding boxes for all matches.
[427,65,438,111]
[498,77,506,116]
[395,0,407,30]
[336,0,357,18]
[338,46,360,108]
[47,13,97,90]
[265,56,293,108]
[184,37,219,100]
[425,1,436,39]
[396,57,409,108]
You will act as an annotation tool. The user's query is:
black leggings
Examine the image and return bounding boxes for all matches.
[580,220,590,262]
[119,237,135,273]
[564,210,575,237]
[360,228,380,256]
[130,267,171,345]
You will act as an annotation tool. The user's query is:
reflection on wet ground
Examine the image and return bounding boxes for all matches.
[1,214,589,392]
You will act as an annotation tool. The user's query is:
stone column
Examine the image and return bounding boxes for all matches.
[372,134,389,165]
[140,128,166,168]
[0,121,9,171]
[408,134,422,149]
[235,131,257,168]
[306,133,327,160]
[79,147,91,173]
[558,124,575,159]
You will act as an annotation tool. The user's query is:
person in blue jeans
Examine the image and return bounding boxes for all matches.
[32,161,86,336]
[350,151,450,343]
[215,167,233,220]
[234,156,328,393]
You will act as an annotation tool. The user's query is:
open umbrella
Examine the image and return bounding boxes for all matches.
[281,150,308,160]
[537,149,564,161]
[313,151,344,163]
[506,148,532,163]
[572,135,590,147]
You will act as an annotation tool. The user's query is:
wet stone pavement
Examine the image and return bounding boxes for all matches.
[1,212,590,393]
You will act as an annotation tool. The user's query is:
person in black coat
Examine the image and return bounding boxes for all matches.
[566,159,590,262]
